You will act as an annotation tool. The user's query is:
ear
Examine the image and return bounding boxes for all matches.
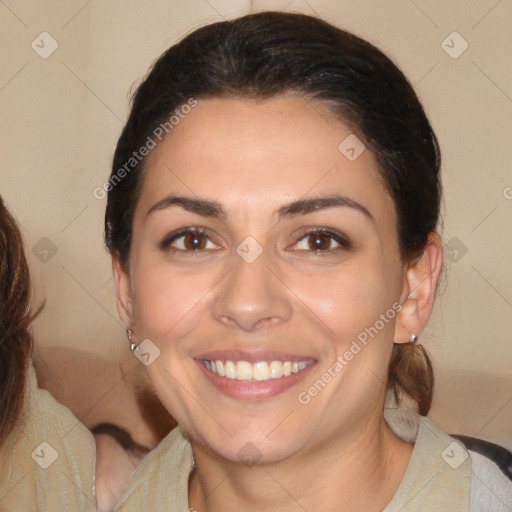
[112,255,133,330]
[395,232,443,344]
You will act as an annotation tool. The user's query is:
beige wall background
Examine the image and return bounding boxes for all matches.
[1,0,511,450]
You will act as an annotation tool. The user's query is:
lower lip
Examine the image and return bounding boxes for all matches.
[195,360,316,400]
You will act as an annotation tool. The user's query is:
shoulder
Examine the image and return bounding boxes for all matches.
[469,450,512,511]
[0,361,96,510]
[23,361,96,455]
[113,426,193,511]
[385,409,512,511]
[383,408,473,511]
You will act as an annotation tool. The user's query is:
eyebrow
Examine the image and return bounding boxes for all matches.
[146,194,374,223]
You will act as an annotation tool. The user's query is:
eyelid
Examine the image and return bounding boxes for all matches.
[159,227,219,251]
[288,227,351,252]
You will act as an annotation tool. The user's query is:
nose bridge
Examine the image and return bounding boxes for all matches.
[211,245,292,331]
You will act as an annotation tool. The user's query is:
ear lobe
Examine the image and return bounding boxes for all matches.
[112,256,133,329]
[395,232,443,344]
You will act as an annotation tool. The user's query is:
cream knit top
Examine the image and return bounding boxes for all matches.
[0,363,96,511]
[2,364,510,511]
[114,408,511,511]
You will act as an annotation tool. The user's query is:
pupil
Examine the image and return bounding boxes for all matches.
[185,233,204,250]
[309,234,329,250]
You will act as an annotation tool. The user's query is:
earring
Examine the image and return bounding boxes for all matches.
[409,333,418,344]
[127,328,137,352]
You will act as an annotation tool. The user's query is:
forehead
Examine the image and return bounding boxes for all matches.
[136,95,395,225]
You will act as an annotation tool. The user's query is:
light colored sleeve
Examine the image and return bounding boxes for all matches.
[469,450,512,511]
[0,362,97,511]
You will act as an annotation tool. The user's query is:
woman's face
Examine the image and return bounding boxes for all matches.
[116,95,410,463]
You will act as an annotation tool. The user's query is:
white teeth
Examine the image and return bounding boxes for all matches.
[203,359,312,381]
[236,361,253,381]
[269,361,284,379]
[225,360,236,379]
[253,362,269,381]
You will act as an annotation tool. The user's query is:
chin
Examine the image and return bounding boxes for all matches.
[191,421,311,466]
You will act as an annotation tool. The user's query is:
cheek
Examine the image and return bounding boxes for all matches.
[283,257,399,346]
[130,260,217,340]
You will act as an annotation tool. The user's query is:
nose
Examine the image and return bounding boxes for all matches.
[211,248,292,332]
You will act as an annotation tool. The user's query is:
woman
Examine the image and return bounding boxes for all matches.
[0,195,145,511]
[0,195,96,510]
[104,10,511,512]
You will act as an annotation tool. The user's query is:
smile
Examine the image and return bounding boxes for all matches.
[202,359,314,382]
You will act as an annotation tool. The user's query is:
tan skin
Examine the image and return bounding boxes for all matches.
[112,94,443,511]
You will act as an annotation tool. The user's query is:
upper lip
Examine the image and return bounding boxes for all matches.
[193,349,316,363]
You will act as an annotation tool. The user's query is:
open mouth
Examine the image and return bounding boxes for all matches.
[202,359,314,382]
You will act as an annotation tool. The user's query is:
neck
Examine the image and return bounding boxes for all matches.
[188,413,413,512]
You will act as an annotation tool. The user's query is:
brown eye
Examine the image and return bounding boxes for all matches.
[293,229,351,253]
[183,232,207,250]
[159,228,217,253]
[307,233,332,251]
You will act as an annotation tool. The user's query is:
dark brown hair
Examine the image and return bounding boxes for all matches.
[0,197,43,443]
[104,11,441,415]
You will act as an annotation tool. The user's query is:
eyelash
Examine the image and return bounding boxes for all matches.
[159,227,351,255]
